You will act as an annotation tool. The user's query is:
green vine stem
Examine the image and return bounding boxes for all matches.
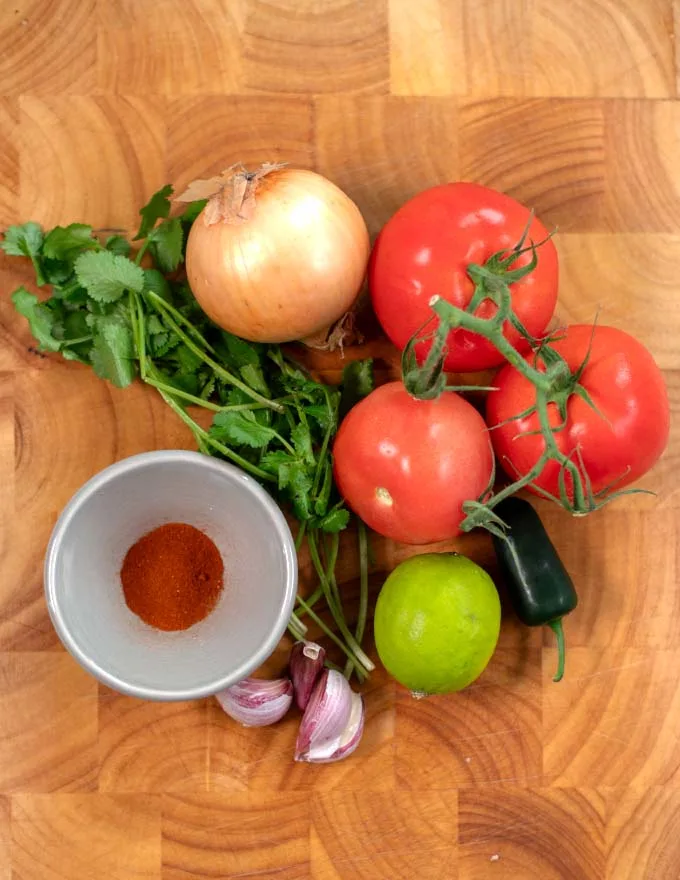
[428,295,645,533]
[400,229,650,534]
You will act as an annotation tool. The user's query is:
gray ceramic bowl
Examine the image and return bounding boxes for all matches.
[44,450,297,701]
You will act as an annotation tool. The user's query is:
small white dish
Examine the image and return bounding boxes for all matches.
[44,450,297,701]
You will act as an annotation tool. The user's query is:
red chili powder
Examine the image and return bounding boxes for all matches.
[120,522,224,631]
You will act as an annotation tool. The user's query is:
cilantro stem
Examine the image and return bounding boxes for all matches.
[295,521,307,552]
[311,386,336,498]
[153,385,276,482]
[296,584,323,615]
[61,335,93,346]
[307,530,374,675]
[143,289,218,355]
[345,519,370,678]
[147,294,283,412]
[288,610,308,637]
[325,531,341,611]
[294,593,366,681]
[134,240,150,266]
[142,375,286,413]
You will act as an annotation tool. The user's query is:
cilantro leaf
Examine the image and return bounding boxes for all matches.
[314,460,333,515]
[75,251,144,303]
[149,217,183,273]
[200,375,216,400]
[43,224,98,261]
[180,200,207,224]
[222,333,261,367]
[43,259,75,286]
[260,450,294,489]
[90,315,136,387]
[59,311,93,363]
[105,235,131,257]
[11,287,61,352]
[146,315,165,335]
[340,358,374,419]
[134,184,173,241]
[240,363,269,395]
[174,344,203,374]
[1,223,46,285]
[305,403,333,430]
[316,508,350,533]
[291,422,314,466]
[287,462,314,521]
[209,410,277,449]
[143,268,171,301]
[167,371,201,395]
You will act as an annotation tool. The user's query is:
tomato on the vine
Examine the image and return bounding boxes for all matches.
[369,182,559,372]
[333,382,493,545]
[487,325,670,499]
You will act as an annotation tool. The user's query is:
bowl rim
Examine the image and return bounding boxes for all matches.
[44,449,298,701]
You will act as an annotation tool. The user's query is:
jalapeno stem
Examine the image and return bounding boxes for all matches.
[549,619,566,682]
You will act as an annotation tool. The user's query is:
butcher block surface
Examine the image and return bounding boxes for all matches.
[1,1,680,878]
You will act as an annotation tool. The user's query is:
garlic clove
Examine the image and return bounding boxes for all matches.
[295,668,364,762]
[216,677,293,727]
[326,691,365,762]
[289,640,326,711]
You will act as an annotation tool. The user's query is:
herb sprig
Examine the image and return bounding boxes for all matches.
[2,186,374,680]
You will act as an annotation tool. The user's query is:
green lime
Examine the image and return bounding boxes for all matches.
[374,553,501,695]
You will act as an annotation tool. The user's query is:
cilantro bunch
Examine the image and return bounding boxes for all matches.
[2,186,375,680]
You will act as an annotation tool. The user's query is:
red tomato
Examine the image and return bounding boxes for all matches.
[487,325,670,499]
[369,182,559,372]
[333,382,493,544]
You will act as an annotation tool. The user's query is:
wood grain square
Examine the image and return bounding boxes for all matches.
[0,797,9,880]
[242,0,389,95]
[555,234,680,370]
[0,100,17,228]
[167,96,313,194]
[458,787,605,880]
[604,100,680,233]
[537,510,680,650]
[19,96,166,231]
[0,0,96,95]
[315,97,458,237]
[605,787,680,879]
[11,793,161,880]
[530,0,674,98]
[209,668,395,792]
[162,792,309,879]
[0,654,97,792]
[311,790,457,879]
[97,0,244,95]
[98,692,210,794]
[543,648,680,787]
[459,99,605,232]
[388,0,465,96]
[396,645,543,789]
[460,0,533,97]
[0,373,13,569]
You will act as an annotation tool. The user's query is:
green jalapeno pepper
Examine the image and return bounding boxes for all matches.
[491,496,578,682]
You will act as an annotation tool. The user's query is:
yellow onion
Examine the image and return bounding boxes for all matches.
[180,164,370,345]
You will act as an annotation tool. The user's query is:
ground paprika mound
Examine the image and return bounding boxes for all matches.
[121,522,224,631]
